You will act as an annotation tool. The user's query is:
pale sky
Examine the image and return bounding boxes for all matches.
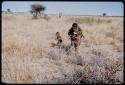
[2,1,123,16]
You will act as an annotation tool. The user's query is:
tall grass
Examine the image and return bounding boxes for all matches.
[2,13,123,84]
[2,14,16,20]
[67,17,111,25]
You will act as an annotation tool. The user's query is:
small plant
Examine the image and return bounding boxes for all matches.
[103,13,106,17]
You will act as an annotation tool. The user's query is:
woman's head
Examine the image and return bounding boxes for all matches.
[72,23,78,28]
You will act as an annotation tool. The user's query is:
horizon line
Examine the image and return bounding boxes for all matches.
[2,11,123,17]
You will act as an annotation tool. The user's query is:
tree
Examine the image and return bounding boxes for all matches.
[59,12,62,18]
[103,13,106,16]
[30,4,46,19]
[7,9,11,12]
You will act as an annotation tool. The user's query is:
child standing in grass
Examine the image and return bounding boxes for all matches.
[55,32,63,47]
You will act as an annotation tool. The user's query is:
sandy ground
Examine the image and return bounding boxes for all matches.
[2,12,124,84]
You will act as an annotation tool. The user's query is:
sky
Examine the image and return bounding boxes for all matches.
[2,1,124,16]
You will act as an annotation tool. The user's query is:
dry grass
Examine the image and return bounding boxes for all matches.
[2,13,123,84]
[67,17,112,25]
[2,13,16,20]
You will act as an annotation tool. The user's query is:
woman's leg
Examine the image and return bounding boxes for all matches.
[74,42,78,56]
[77,36,81,46]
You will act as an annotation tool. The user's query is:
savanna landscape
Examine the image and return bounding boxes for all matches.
[2,11,123,84]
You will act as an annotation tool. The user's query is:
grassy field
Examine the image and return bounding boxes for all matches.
[2,12,123,84]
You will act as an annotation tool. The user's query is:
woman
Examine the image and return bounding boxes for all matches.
[68,23,84,55]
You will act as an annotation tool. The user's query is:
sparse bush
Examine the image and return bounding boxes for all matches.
[7,9,11,12]
[30,4,46,19]
[103,13,106,17]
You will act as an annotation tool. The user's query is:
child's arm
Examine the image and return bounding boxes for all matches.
[78,27,85,38]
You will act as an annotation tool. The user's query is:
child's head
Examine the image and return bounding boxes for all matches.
[56,32,60,36]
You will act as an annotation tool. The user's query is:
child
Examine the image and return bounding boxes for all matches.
[55,32,62,47]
